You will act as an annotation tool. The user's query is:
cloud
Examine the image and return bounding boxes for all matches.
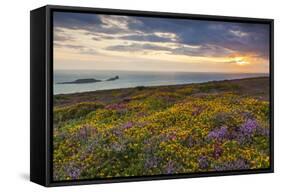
[54,12,142,35]
[54,27,74,42]
[54,42,84,49]
[105,41,234,58]
[229,29,249,37]
[99,15,142,31]
[79,48,97,55]
[106,43,171,52]
[53,12,102,30]
[119,33,177,43]
[54,33,73,42]
[172,44,234,57]
[53,11,270,60]
[54,42,98,55]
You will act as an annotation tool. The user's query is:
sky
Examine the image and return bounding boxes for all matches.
[53,12,270,73]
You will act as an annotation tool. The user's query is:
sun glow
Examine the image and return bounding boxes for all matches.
[232,57,249,66]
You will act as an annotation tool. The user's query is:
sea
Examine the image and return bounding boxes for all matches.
[54,70,268,95]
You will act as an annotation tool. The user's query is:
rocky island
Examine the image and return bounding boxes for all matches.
[106,75,119,81]
[57,76,119,84]
[58,78,102,84]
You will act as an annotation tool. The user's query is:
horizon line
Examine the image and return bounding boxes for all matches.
[53,69,269,74]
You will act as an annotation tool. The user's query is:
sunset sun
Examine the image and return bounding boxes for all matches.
[235,57,249,65]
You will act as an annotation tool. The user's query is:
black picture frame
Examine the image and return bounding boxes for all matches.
[30,5,274,187]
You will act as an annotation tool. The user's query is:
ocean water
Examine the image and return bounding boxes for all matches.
[54,70,268,95]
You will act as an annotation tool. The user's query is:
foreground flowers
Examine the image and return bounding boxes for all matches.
[53,77,270,180]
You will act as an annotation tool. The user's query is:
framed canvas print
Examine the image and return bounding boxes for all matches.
[30,5,274,187]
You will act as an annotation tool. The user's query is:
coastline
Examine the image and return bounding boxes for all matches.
[54,71,269,95]
[54,76,269,107]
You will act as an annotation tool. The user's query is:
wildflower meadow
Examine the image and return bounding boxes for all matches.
[53,77,270,181]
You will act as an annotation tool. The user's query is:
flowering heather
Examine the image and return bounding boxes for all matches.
[198,156,209,169]
[53,78,270,180]
[122,121,133,129]
[213,143,223,159]
[257,127,270,137]
[144,156,159,170]
[207,126,228,141]
[65,165,81,180]
[111,127,123,137]
[239,119,258,137]
[84,139,100,154]
[105,103,126,111]
[165,161,176,174]
[233,119,260,144]
[214,159,250,171]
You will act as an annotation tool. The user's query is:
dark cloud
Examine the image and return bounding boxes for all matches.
[125,17,269,58]
[54,12,102,29]
[91,37,101,41]
[106,43,233,57]
[119,34,175,43]
[54,11,270,59]
[90,34,116,41]
[172,44,233,57]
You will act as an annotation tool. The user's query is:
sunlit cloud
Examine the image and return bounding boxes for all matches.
[53,12,270,73]
[229,30,249,37]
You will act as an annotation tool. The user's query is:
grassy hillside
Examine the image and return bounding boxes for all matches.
[53,77,270,181]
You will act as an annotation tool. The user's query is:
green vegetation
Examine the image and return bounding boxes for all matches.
[53,77,270,181]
